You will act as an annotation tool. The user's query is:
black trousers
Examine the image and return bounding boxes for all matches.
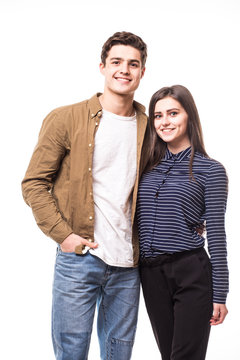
[140,248,213,360]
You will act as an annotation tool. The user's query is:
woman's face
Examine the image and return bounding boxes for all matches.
[154,96,191,153]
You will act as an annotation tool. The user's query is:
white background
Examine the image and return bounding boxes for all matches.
[0,0,239,359]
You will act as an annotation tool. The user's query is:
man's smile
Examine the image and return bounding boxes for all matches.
[114,76,131,82]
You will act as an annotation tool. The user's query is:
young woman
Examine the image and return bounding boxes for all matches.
[137,85,229,360]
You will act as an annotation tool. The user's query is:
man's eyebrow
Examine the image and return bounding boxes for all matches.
[110,57,122,61]
[110,57,140,63]
[129,59,140,63]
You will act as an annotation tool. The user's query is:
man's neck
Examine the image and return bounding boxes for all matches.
[99,91,135,117]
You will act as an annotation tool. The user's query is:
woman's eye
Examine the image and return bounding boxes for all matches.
[154,114,162,119]
[170,111,177,116]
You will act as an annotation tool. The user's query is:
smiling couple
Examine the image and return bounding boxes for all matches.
[22,31,229,360]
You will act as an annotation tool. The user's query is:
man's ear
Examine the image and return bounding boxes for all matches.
[99,63,105,75]
[141,67,146,79]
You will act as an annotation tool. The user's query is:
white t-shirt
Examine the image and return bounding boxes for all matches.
[89,109,137,267]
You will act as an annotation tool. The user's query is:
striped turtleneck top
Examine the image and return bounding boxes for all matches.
[137,147,229,304]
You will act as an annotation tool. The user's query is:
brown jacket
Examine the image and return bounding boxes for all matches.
[22,93,148,265]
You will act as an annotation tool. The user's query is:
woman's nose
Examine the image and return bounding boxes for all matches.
[161,114,170,125]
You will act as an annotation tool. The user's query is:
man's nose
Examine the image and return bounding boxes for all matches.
[120,62,130,74]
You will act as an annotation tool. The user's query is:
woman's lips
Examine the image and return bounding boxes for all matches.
[161,128,175,133]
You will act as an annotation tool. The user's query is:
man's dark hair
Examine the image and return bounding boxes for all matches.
[101,31,147,68]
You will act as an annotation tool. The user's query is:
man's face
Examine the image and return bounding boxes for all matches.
[100,45,145,96]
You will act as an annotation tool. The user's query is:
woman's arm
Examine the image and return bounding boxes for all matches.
[205,161,229,304]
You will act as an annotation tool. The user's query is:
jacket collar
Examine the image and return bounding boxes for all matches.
[88,93,146,119]
[88,93,103,119]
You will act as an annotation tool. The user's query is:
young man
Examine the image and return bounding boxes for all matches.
[22,32,147,360]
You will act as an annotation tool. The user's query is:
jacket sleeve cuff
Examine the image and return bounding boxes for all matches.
[49,221,73,244]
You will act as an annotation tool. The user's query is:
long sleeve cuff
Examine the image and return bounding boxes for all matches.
[213,291,228,304]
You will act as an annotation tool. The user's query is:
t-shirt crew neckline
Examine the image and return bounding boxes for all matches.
[102,109,136,121]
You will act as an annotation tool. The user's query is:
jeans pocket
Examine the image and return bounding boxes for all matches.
[60,250,76,255]
[56,245,75,256]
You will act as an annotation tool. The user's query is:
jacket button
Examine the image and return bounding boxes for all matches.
[89,143,92,147]
[89,216,93,220]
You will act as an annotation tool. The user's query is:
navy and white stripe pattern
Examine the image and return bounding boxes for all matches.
[137,147,229,304]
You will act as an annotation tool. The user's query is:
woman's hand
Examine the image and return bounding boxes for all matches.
[210,303,228,325]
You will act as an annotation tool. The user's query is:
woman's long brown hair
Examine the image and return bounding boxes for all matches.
[145,85,208,177]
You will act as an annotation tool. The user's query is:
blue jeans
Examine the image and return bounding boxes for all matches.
[52,249,140,360]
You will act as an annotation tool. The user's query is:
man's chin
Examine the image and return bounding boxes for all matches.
[113,88,136,97]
